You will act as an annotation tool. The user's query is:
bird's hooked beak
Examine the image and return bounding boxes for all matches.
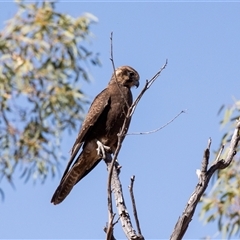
[134,79,140,88]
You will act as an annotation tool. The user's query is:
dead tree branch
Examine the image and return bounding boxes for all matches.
[105,61,167,239]
[104,212,116,240]
[105,154,140,240]
[104,33,167,240]
[129,176,143,237]
[170,119,240,240]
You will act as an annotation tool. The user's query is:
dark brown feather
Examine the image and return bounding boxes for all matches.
[51,66,139,205]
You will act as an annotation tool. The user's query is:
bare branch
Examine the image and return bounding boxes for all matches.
[170,119,240,240]
[201,138,211,174]
[105,32,125,238]
[110,32,130,108]
[109,32,115,68]
[104,212,116,240]
[106,154,114,226]
[105,154,140,240]
[129,176,143,237]
[129,59,168,118]
[127,110,185,135]
[105,33,167,240]
[104,58,167,238]
[211,144,224,167]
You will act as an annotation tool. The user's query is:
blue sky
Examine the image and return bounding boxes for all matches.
[1,1,240,239]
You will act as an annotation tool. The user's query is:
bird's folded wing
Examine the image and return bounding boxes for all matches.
[60,88,111,181]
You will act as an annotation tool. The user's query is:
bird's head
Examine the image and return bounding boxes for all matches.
[110,66,140,88]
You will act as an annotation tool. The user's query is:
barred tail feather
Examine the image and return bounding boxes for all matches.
[51,151,101,205]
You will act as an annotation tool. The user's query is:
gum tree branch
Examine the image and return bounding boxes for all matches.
[170,120,240,240]
[104,33,168,240]
[105,61,167,239]
[129,176,143,237]
[105,154,139,240]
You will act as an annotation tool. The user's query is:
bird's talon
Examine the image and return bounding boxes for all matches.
[96,140,110,159]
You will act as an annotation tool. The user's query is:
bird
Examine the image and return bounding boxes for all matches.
[51,66,140,205]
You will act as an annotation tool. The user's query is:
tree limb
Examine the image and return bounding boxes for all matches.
[105,154,141,240]
[129,176,143,237]
[104,33,167,239]
[104,61,167,239]
[170,120,240,240]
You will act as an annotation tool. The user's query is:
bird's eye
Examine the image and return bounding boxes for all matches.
[129,71,135,77]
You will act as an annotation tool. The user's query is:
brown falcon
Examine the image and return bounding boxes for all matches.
[51,66,140,205]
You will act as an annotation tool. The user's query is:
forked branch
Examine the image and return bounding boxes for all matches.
[170,120,240,240]
[105,32,167,240]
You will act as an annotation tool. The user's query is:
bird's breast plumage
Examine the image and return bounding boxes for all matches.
[89,84,132,150]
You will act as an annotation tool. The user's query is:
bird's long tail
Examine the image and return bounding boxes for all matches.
[51,142,101,205]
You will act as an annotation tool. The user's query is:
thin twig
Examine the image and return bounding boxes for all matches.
[106,32,123,237]
[109,32,116,71]
[129,176,143,237]
[211,144,224,166]
[106,156,114,220]
[113,216,120,226]
[128,59,168,119]
[110,32,130,109]
[127,110,185,135]
[106,213,116,240]
[104,213,116,240]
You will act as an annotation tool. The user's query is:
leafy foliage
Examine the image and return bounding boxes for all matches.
[0,1,100,187]
[200,100,240,239]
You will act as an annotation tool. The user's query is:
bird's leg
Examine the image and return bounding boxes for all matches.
[96,140,111,159]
